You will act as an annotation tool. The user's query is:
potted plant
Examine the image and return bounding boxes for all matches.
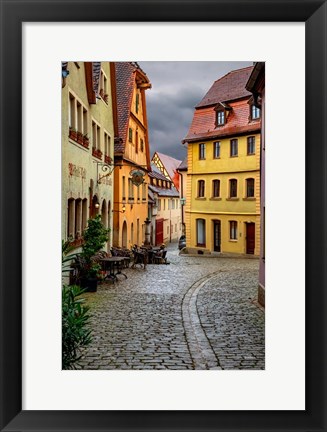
[80,215,110,292]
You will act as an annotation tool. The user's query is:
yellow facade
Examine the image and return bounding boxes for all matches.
[185,134,261,255]
[113,76,150,247]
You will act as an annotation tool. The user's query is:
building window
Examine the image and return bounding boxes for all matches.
[229,221,238,240]
[212,179,220,198]
[135,130,139,153]
[158,199,161,211]
[122,176,126,201]
[230,139,238,157]
[217,110,225,126]
[196,219,206,246]
[128,128,133,143]
[247,136,255,155]
[67,198,75,238]
[213,141,221,158]
[198,180,205,198]
[136,93,139,113]
[91,121,102,159]
[251,105,260,120]
[140,138,144,152]
[128,179,134,200]
[69,93,87,137]
[142,183,146,200]
[163,199,166,210]
[104,132,111,159]
[100,69,108,100]
[199,143,206,160]
[229,179,237,198]
[246,178,255,198]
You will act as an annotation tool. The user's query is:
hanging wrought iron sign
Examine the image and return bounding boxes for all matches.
[130,169,145,186]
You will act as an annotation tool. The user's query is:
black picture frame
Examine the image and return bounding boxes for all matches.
[0,1,326,431]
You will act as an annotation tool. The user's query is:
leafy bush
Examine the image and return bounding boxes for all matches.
[82,215,110,262]
[62,285,92,369]
[81,215,110,278]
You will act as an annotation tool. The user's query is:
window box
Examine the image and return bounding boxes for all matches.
[83,134,89,148]
[103,94,109,104]
[105,155,112,164]
[92,147,103,159]
[69,127,77,141]
[77,131,84,145]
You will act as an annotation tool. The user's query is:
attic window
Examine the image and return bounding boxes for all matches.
[217,110,225,125]
[215,102,232,127]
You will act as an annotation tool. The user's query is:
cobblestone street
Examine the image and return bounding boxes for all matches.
[79,244,265,370]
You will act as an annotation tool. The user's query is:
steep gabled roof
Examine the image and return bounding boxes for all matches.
[183,66,260,143]
[114,62,151,154]
[195,66,254,108]
[114,62,136,153]
[152,152,182,190]
[150,163,171,182]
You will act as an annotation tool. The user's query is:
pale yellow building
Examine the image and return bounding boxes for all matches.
[182,67,261,255]
[62,62,115,250]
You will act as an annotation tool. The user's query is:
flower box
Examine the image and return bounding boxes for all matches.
[69,128,77,141]
[92,147,103,159]
[105,155,112,164]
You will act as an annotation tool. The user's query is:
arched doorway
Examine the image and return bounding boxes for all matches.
[122,220,127,248]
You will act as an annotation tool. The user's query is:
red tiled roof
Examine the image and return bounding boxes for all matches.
[114,62,136,153]
[183,68,260,143]
[196,66,254,108]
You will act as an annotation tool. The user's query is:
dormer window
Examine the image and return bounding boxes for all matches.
[251,104,260,120]
[217,110,225,125]
[215,102,232,127]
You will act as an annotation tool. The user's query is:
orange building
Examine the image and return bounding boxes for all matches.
[112,62,152,248]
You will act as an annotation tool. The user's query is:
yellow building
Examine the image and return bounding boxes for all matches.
[61,62,116,250]
[182,67,261,255]
[113,62,151,248]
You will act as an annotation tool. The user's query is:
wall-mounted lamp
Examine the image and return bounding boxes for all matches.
[94,202,100,209]
[112,204,126,214]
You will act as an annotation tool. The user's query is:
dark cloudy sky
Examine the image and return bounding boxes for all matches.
[139,61,253,162]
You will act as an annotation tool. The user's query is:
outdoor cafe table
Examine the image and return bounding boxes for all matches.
[147,247,161,264]
[100,257,127,282]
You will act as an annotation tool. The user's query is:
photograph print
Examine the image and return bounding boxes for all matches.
[61,60,265,371]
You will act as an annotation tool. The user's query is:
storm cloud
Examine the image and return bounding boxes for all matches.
[140,61,253,161]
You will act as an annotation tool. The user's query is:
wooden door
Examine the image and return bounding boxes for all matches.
[213,220,221,252]
[156,219,164,246]
[246,223,255,254]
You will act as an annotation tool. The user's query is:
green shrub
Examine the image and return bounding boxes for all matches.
[82,215,110,263]
[62,285,92,369]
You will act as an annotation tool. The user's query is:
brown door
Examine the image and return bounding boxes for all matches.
[213,220,221,252]
[246,223,255,254]
[156,219,164,246]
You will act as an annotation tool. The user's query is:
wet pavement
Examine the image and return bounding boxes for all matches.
[78,243,265,370]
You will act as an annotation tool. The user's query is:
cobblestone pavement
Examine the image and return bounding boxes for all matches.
[78,244,265,370]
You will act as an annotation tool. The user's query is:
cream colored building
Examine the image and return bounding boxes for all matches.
[61,61,116,250]
[149,164,181,245]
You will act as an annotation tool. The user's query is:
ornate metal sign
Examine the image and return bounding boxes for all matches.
[130,169,145,186]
